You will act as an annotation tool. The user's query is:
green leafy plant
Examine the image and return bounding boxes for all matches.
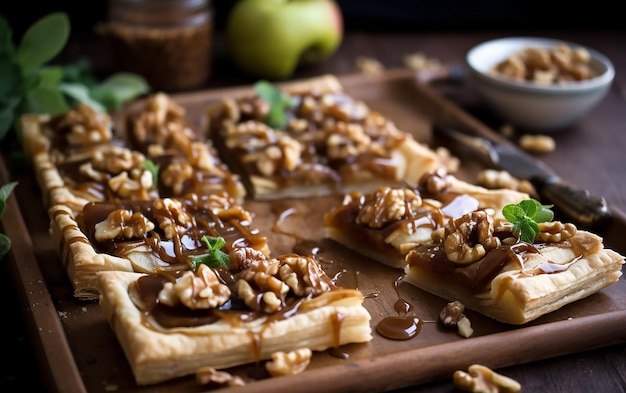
[0,12,149,144]
[190,236,230,271]
[0,181,18,259]
[254,80,296,129]
[144,159,159,187]
[502,199,554,243]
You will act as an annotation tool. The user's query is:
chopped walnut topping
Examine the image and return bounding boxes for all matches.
[278,255,335,296]
[256,134,302,176]
[108,169,154,199]
[53,103,113,145]
[326,123,372,159]
[161,162,194,195]
[94,209,155,242]
[130,93,198,148]
[92,146,146,174]
[266,348,313,377]
[536,221,577,243]
[158,265,231,309]
[356,187,423,229]
[453,364,521,393]
[196,367,245,387]
[152,198,194,239]
[236,257,289,313]
[230,247,270,271]
[442,211,501,264]
[418,168,452,194]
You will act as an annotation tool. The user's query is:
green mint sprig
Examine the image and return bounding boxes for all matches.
[190,236,230,271]
[502,199,554,243]
[254,80,296,129]
[144,159,159,187]
[0,181,18,259]
[0,12,149,144]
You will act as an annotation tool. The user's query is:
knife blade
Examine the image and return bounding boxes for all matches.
[432,124,611,229]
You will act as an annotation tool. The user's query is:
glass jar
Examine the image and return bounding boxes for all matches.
[107,0,213,92]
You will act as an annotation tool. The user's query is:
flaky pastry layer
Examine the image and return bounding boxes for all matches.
[205,75,446,200]
[96,270,372,385]
[404,230,625,324]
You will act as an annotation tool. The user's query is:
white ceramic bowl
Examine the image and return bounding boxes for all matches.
[466,37,615,132]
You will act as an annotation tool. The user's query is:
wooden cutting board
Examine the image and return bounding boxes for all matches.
[2,69,625,393]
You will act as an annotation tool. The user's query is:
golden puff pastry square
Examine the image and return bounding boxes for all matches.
[96,251,372,385]
[404,216,625,325]
[49,193,269,300]
[205,75,447,201]
[323,170,530,269]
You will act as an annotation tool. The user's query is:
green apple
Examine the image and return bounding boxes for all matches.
[226,0,343,80]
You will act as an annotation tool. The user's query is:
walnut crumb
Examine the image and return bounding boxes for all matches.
[265,348,313,377]
[453,364,521,393]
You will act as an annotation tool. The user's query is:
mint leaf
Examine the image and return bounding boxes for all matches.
[60,83,107,112]
[0,181,18,259]
[90,73,149,111]
[190,236,230,270]
[16,12,69,72]
[144,159,159,186]
[502,198,554,243]
[0,234,10,259]
[254,80,295,129]
[0,181,18,217]
[23,85,69,115]
[0,16,16,57]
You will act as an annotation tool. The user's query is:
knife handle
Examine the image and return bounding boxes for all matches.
[533,176,611,229]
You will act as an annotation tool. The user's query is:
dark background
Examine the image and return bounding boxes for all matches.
[2,0,624,37]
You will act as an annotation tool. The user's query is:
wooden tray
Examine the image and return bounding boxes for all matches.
[2,69,625,393]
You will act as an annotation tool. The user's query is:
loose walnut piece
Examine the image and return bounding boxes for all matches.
[440,300,474,338]
[457,316,474,338]
[519,134,555,154]
[442,211,501,264]
[196,367,245,387]
[440,300,465,327]
[158,264,231,309]
[355,56,385,75]
[453,364,521,393]
[265,348,313,377]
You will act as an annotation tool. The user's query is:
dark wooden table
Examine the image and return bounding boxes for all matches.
[2,26,625,392]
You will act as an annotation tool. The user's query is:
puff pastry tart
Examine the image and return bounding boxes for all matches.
[96,249,372,385]
[323,169,530,269]
[20,97,245,217]
[324,170,625,324]
[205,75,447,200]
[49,193,269,300]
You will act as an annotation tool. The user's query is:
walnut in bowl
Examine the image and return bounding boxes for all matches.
[466,36,614,132]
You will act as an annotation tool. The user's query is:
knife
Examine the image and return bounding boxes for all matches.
[432,124,611,229]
